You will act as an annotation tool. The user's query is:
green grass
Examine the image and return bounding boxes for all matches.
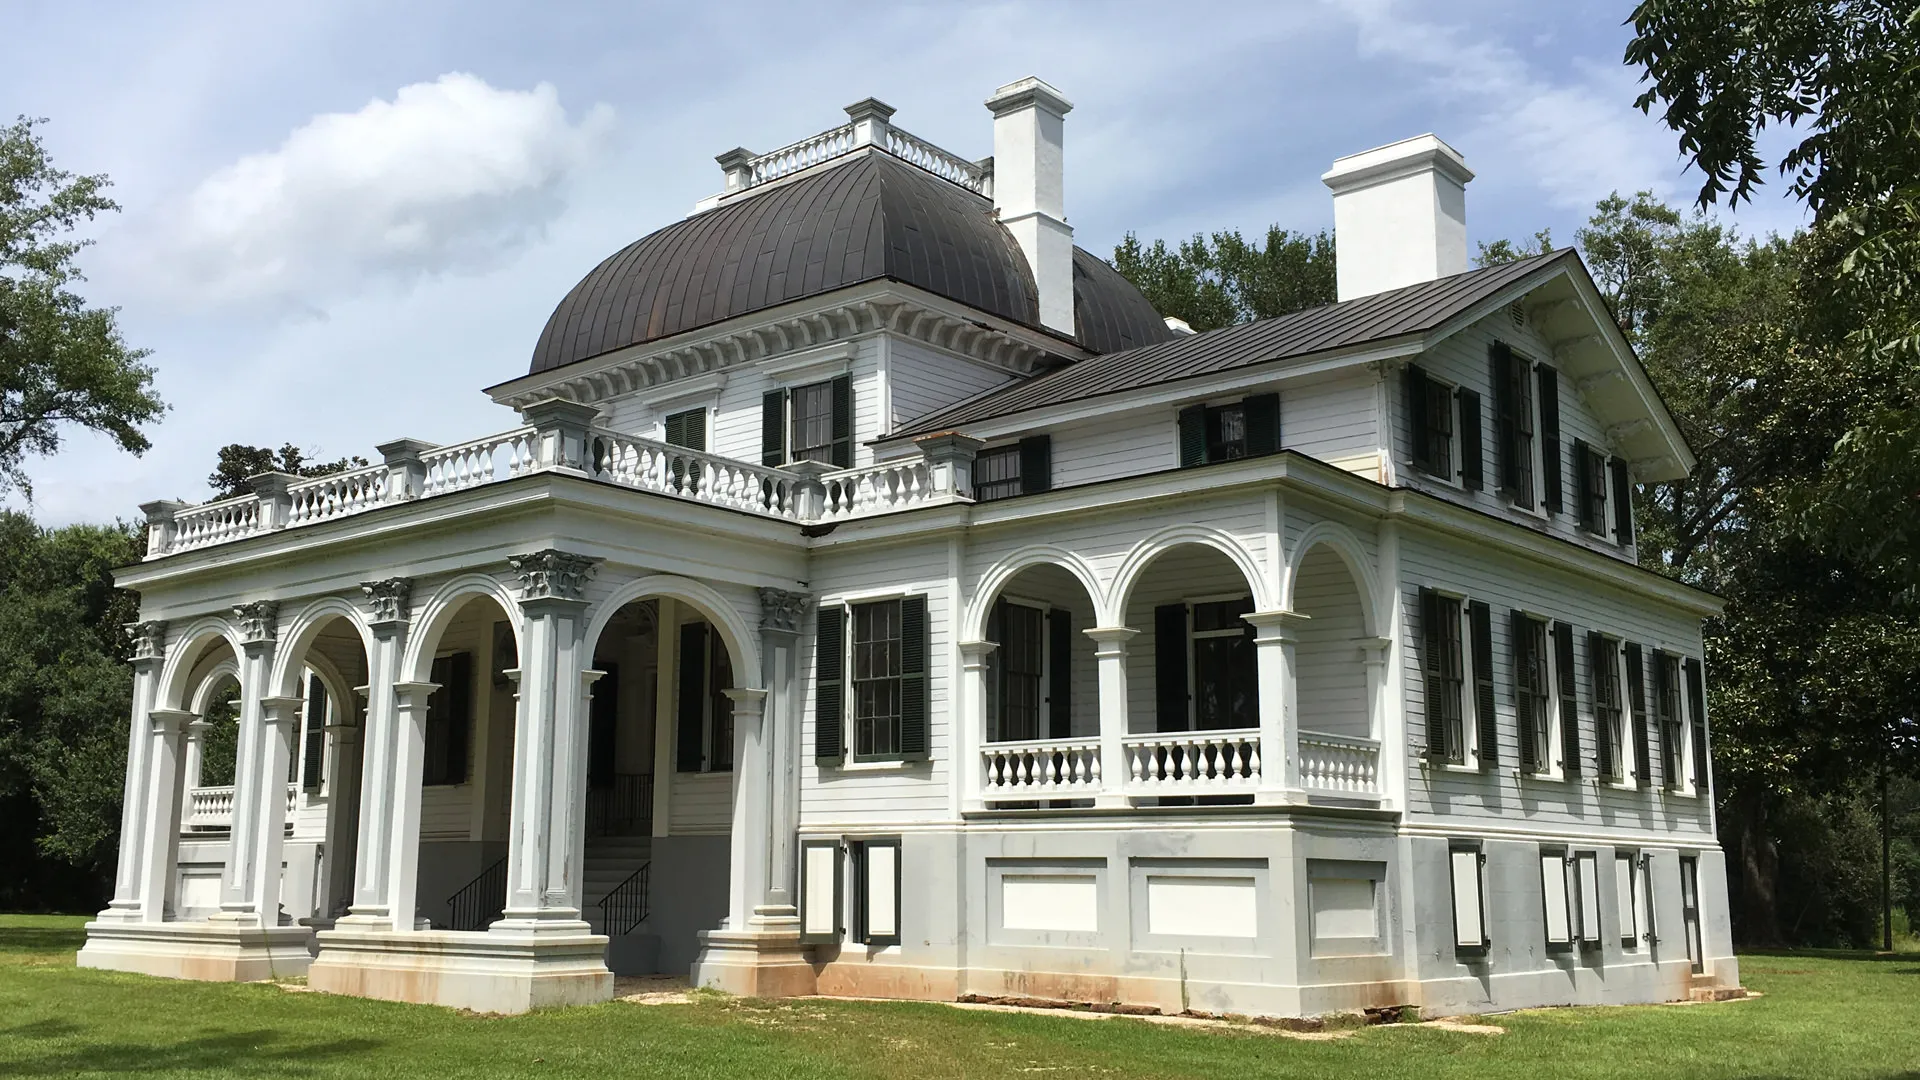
[3,914,1916,1079]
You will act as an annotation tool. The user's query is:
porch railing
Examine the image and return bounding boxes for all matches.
[1298,732,1382,795]
[980,737,1103,803]
[586,773,654,837]
[184,783,299,831]
[446,856,508,932]
[597,862,651,936]
[1121,729,1262,796]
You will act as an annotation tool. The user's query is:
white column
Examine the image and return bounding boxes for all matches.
[957,640,997,811]
[496,549,599,933]
[1083,627,1137,808]
[136,709,193,922]
[385,682,436,932]
[723,687,770,930]
[649,599,677,839]
[100,620,167,921]
[216,602,278,924]
[248,695,302,925]
[319,716,362,920]
[1245,611,1311,803]
[342,578,410,931]
[179,718,209,824]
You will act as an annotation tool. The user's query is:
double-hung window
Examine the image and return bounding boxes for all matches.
[1513,613,1553,774]
[852,601,904,759]
[1573,439,1609,534]
[1590,633,1626,782]
[814,597,930,764]
[1406,364,1456,480]
[1176,393,1279,467]
[300,672,328,793]
[1191,598,1256,730]
[987,601,1045,742]
[1420,589,1466,764]
[1491,341,1538,510]
[762,375,853,469]
[1655,650,1685,791]
[973,435,1053,503]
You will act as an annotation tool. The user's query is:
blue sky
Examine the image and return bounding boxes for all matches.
[4,0,1809,525]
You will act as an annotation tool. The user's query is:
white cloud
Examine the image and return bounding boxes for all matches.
[151,72,613,310]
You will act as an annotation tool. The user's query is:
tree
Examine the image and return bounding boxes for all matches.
[1473,229,1554,268]
[0,117,163,499]
[1110,226,1335,332]
[207,443,369,500]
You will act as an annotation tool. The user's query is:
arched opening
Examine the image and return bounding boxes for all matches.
[1292,545,1372,739]
[1118,541,1266,805]
[267,612,373,928]
[579,593,739,977]
[974,560,1100,806]
[168,639,240,921]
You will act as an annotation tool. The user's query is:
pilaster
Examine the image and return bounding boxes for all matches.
[757,587,811,915]
[1083,627,1138,809]
[135,709,193,923]
[386,681,438,932]
[957,640,998,810]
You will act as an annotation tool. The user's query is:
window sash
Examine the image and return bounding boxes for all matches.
[1594,638,1625,780]
[998,603,1045,743]
[1206,403,1248,461]
[851,600,904,759]
[791,381,836,464]
[1422,378,1454,478]
[1519,618,1552,771]
[974,445,1023,502]
[1425,595,1466,763]
[1657,653,1685,788]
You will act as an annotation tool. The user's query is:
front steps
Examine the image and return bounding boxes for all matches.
[582,834,659,976]
[1688,972,1748,1002]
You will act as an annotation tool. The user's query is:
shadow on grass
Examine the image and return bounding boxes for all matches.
[1740,947,1920,965]
[0,925,89,956]
[0,1021,383,1076]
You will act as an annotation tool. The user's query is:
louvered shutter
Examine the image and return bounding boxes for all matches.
[1685,657,1709,791]
[829,374,853,468]
[1019,435,1052,494]
[1468,600,1496,767]
[1457,388,1483,490]
[762,389,788,467]
[814,605,846,762]
[1419,589,1447,759]
[1610,456,1634,545]
[1538,365,1562,513]
[1555,622,1579,777]
[677,622,706,772]
[898,596,929,759]
[1155,603,1189,731]
[1572,441,1593,530]
[1407,364,1431,471]
[985,599,1005,739]
[1626,643,1651,787]
[1589,631,1616,778]
[1177,405,1207,467]
[1512,609,1537,772]
[1491,342,1518,494]
[302,675,327,791]
[1243,392,1280,456]
[1048,608,1072,738]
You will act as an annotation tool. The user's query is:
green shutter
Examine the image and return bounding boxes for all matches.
[814,605,846,762]
[677,622,706,773]
[1407,364,1431,472]
[1610,456,1634,545]
[302,675,327,792]
[830,374,853,468]
[1538,365,1562,513]
[1513,609,1536,772]
[1626,642,1651,787]
[1176,405,1207,467]
[1421,588,1448,760]
[1154,603,1189,731]
[1491,342,1517,494]
[1589,631,1616,778]
[1048,607,1072,739]
[1457,387,1483,490]
[1555,622,1580,777]
[1685,657,1709,791]
[762,389,788,467]
[1243,392,1280,456]
[898,596,929,759]
[1019,435,1052,494]
[1471,601,1497,767]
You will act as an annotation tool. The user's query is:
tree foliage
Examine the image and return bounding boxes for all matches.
[1109,226,1335,332]
[0,117,163,500]
[207,443,369,500]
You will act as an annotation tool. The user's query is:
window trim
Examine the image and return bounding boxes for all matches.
[1514,612,1562,780]
[973,443,1025,503]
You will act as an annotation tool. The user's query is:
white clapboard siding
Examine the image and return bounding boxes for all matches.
[1048,411,1182,488]
[976,561,1100,738]
[887,338,1017,434]
[1121,544,1269,733]
[1293,544,1372,739]
[669,772,734,834]
[1283,369,1381,466]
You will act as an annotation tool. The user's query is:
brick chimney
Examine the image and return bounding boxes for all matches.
[986,77,1075,337]
[1321,134,1475,302]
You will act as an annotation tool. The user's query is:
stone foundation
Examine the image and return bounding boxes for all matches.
[689,928,819,997]
[76,919,314,982]
[308,927,612,1014]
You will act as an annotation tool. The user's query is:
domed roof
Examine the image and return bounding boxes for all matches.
[528,152,1173,374]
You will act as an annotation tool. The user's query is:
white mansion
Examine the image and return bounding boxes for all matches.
[79,77,1736,1017]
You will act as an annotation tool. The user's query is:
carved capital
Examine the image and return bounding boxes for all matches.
[233,601,280,645]
[508,549,600,603]
[129,620,169,662]
[758,588,813,634]
[360,577,413,625]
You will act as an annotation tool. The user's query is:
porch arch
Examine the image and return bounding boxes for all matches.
[1282,523,1382,636]
[401,574,524,684]
[582,574,760,688]
[269,596,378,699]
[1107,524,1272,622]
[188,658,241,715]
[965,545,1105,641]
[157,617,247,712]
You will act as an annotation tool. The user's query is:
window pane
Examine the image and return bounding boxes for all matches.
[793,381,835,463]
[975,446,1023,502]
[1193,597,1254,633]
[998,604,1044,742]
[1207,404,1247,461]
[852,600,904,758]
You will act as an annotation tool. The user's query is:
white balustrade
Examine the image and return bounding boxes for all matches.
[588,429,803,519]
[1122,729,1262,795]
[286,465,388,526]
[818,460,940,520]
[749,124,856,186]
[1298,732,1382,795]
[980,738,1103,802]
[885,127,992,195]
[169,496,262,554]
[420,428,537,497]
[184,783,298,831]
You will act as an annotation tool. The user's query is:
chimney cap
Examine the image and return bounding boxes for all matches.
[986,76,1073,119]
[1321,133,1474,192]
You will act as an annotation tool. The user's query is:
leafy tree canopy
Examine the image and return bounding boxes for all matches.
[0,117,163,500]
[208,443,369,500]
[1110,226,1335,333]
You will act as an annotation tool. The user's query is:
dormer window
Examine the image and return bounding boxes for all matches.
[763,375,852,469]
[1177,393,1278,468]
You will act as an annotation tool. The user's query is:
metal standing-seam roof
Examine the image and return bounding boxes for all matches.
[894,249,1575,436]
[527,152,1174,375]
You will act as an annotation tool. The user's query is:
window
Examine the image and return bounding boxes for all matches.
[1177,393,1279,467]
[988,601,1045,742]
[1573,440,1609,534]
[663,407,706,492]
[1655,650,1685,790]
[423,652,473,786]
[791,381,837,464]
[1590,633,1625,781]
[1449,841,1488,956]
[973,435,1053,503]
[852,600,903,759]
[1420,589,1466,764]
[762,376,853,468]
[1491,341,1536,508]
[1615,852,1642,948]
[814,597,930,764]
[1191,598,1256,730]
[1407,364,1454,479]
[1513,613,1552,774]
[1541,847,1574,949]
[1555,622,1581,777]
[852,837,902,947]
[675,622,733,774]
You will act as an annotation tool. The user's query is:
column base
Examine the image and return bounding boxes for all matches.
[689,926,818,997]
[309,927,611,1014]
[76,919,313,982]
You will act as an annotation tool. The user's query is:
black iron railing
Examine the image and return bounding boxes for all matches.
[597,862,651,936]
[446,856,508,931]
[586,772,653,838]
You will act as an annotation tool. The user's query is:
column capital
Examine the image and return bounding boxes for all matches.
[128,620,169,663]
[185,717,212,739]
[148,708,196,735]
[260,696,304,726]
[757,588,813,634]
[1358,635,1393,667]
[360,577,414,626]
[1083,626,1140,654]
[1244,609,1312,642]
[958,639,999,668]
[233,601,280,646]
[509,549,600,603]
[391,680,440,707]
[723,687,769,717]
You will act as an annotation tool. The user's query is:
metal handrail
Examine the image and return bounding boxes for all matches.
[597,862,651,936]
[446,856,508,931]
[586,772,653,837]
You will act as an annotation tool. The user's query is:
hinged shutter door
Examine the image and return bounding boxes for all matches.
[898,596,929,759]
[1542,850,1573,946]
[1615,854,1639,946]
[302,675,327,791]
[1420,589,1448,760]
[799,838,844,945]
[1572,441,1593,530]
[1047,608,1072,739]
[1626,643,1651,787]
[1685,657,1709,791]
[1576,852,1603,945]
[1407,365,1431,471]
[1610,456,1634,545]
[677,622,707,773]
[814,605,846,762]
[830,374,853,469]
[1450,846,1488,952]
[1491,343,1517,494]
[762,389,788,467]
[856,838,902,947]
[1155,603,1190,732]
[1177,405,1207,467]
[1512,609,1536,772]
[1457,388,1484,490]
[1538,365,1562,513]
[1469,600,1497,767]
[1555,622,1580,777]
[1244,392,1280,457]
[1019,435,1053,494]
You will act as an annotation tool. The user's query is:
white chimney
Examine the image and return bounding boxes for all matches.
[1321,134,1475,302]
[986,76,1075,336]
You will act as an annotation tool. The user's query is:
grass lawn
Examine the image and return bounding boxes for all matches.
[2,914,1915,1079]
